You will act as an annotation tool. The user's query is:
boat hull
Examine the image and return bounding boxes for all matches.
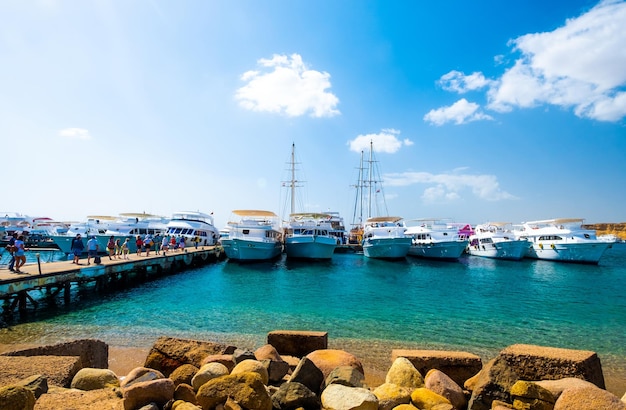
[362,237,411,259]
[467,240,529,260]
[222,238,282,261]
[408,240,468,260]
[285,236,337,259]
[525,242,610,264]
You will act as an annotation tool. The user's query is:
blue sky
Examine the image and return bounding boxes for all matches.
[1,0,625,229]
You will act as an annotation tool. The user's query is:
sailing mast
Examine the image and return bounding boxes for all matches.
[281,143,303,220]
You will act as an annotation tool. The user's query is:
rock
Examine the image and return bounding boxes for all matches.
[324,365,365,388]
[320,383,378,410]
[271,381,320,410]
[467,357,519,410]
[1,339,108,369]
[172,400,203,410]
[174,382,198,404]
[385,357,424,389]
[201,354,235,372]
[255,344,283,362]
[195,372,272,410]
[34,386,123,409]
[372,382,412,410]
[424,368,467,410]
[410,387,452,410]
[492,400,514,409]
[393,405,420,410]
[122,378,175,410]
[144,336,236,376]
[0,385,35,410]
[170,364,199,386]
[533,378,598,400]
[14,374,48,399]
[231,359,270,385]
[267,330,328,357]
[289,356,325,394]
[232,348,257,364]
[510,380,555,410]
[553,385,626,410]
[392,349,482,388]
[120,367,166,389]
[0,355,82,388]
[70,367,120,390]
[255,344,290,383]
[306,349,364,381]
[191,362,230,391]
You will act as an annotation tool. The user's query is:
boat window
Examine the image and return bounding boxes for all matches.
[243,229,250,235]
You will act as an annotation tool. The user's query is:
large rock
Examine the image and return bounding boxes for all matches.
[70,367,120,390]
[191,362,230,391]
[268,330,328,357]
[553,385,626,410]
[306,349,364,380]
[467,357,519,410]
[289,356,325,394]
[0,339,108,369]
[143,336,236,376]
[392,349,482,387]
[122,378,175,410]
[324,365,365,388]
[320,383,378,410]
[424,368,467,410]
[170,363,199,386]
[255,344,291,383]
[271,381,320,410]
[410,387,452,410]
[372,382,412,410]
[31,386,123,409]
[510,380,555,410]
[0,385,35,410]
[120,367,165,389]
[195,372,272,410]
[533,378,598,400]
[200,354,235,371]
[0,355,82,388]
[385,357,424,389]
[13,374,48,399]
[231,359,270,385]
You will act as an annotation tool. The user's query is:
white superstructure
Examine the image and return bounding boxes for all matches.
[467,222,529,260]
[404,219,468,260]
[221,210,283,261]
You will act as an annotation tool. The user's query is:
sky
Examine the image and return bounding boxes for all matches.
[1,0,625,229]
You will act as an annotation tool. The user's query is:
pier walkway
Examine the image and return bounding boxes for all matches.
[0,246,224,317]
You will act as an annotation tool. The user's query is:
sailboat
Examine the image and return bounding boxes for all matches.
[282,143,338,259]
[351,141,412,259]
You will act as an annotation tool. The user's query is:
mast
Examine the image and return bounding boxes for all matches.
[290,143,296,215]
[368,140,373,219]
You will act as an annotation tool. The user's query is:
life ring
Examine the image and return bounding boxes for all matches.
[551,244,555,249]
[539,243,543,250]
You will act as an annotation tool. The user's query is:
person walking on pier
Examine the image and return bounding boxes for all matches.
[135,235,143,256]
[107,236,116,260]
[6,232,17,272]
[161,235,169,254]
[121,237,130,259]
[114,238,122,259]
[70,234,84,264]
[87,236,99,265]
[13,235,26,273]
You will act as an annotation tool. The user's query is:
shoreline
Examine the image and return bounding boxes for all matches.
[2,339,625,398]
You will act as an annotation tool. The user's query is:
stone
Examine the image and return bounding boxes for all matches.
[267,330,328,357]
[143,336,236,376]
[231,359,270,385]
[372,382,411,410]
[170,363,199,386]
[255,344,291,383]
[533,378,599,400]
[410,387,452,410]
[306,349,364,380]
[424,368,467,410]
[14,374,48,399]
[392,349,482,387]
[255,344,283,362]
[553,385,626,409]
[191,362,230,391]
[0,355,82,388]
[0,385,35,410]
[289,356,325,394]
[1,339,108,369]
[232,348,257,363]
[122,378,175,410]
[271,381,320,410]
[195,372,272,410]
[467,357,519,410]
[174,382,198,404]
[320,383,378,410]
[172,400,203,410]
[510,380,555,410]
[393,405,420,410]
[120,367,166,388]
[33,386,123,409]
[385,357,424,389]
[325,365,365,388]
[70,367,120,390]
[201,354,235,372]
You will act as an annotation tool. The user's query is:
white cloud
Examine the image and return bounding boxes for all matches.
[235,53,340,118]
[384,170,516,202]
[487,0,626,121]
[348,129,413,153]
[439,70,494,93]
[423,98,493,126]
[58,128,91,140]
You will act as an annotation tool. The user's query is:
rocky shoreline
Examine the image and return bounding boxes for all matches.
[0,334,625,410]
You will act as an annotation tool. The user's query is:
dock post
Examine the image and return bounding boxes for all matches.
[64,283,71,305]
[36,253,42,275]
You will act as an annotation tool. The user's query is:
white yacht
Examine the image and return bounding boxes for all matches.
[283,213,337,259]
[513,218,612,264]
[467,222,529,260]
[361,216,412,259]
[221,210,283,261]
[165,211,220,248]
[50,216,116,254]
[404,219,469,260]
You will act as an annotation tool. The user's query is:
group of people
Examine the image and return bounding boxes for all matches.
[5,232,27,273]
[136,234,187,256]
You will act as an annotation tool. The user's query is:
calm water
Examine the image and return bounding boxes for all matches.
[1,244,625,379]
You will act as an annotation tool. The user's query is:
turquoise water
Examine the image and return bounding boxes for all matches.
[1,244,625,379]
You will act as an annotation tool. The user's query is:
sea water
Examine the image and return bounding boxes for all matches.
[1,244,625,383]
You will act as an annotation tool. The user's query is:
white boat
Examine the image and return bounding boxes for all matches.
[50,216,117,254]
[350,141,411,259]
[221,210,283,261]
[165,211,220,248]
[283,213,337,259]
[404,218,469,260]
[467,222,529,260]
[512,218,612,264]
[362,216,412,259]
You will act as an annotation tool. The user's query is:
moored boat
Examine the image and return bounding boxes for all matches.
[164,211,220,248]
[467,222,529,260]
[404,218,469,260]
[221,210,283,261]
[361,216,412,259]
[512,218,612,264]
[283,213,337,259]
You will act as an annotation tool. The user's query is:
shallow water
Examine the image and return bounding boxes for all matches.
[1,244,625,386]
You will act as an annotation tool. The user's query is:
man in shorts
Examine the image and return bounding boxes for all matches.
[87,236,99,265]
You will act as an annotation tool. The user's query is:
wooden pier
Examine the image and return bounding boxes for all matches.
[0,246,225,318]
